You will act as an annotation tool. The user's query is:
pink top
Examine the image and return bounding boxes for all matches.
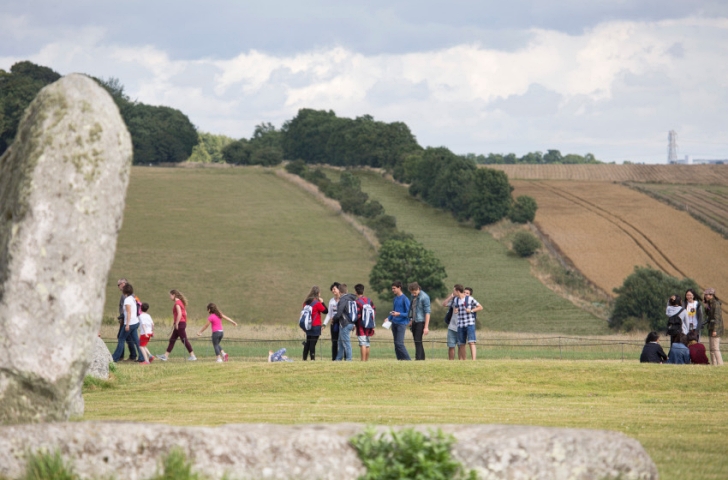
[173,299,187,323]
[208,313,223,332]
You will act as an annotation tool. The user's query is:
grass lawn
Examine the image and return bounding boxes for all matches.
[105,166,377,323]
[84,359,728,480]
[344,170,609,334]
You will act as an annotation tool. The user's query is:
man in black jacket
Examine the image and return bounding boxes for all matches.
[333,284,357,361]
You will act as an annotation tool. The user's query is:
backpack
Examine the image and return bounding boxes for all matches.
[667,308,684,336]
[344,299,358,325]
[359,298,376,330]
[134,296,143,317]
[444,306,453,326]
[299,303,314,331]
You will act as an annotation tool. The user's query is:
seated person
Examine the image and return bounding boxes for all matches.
[687,331,709,365]
[667,333,691,364]
[268,348,293,363]
[640,331,667,363]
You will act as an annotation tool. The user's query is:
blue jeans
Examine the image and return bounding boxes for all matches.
[336,323,355,361]
[391,323,411,360]
[112,323,141,362]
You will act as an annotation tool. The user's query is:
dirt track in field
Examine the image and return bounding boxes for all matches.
[512,180,728,295]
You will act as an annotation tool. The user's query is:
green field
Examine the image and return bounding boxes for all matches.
[345,170,608,334]
[106,166,378,323]
[84,360,728,480]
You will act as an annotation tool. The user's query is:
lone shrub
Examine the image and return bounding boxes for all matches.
[512,231,541,257]
[370,239,447,301]
[350,427,476,480]
[610,266,699,331]
[508,195,538,223]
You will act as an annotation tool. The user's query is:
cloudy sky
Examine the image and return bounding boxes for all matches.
[2,1,727,163]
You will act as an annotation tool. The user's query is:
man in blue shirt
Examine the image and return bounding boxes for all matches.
[387,281,411,360]
[408,282,431,361]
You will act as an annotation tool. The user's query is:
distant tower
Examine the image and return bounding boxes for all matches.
[668,130,678,163]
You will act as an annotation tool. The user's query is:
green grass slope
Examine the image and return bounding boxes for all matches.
[105,167,377,323]
[351,170,608,334]
[85,361,728,480]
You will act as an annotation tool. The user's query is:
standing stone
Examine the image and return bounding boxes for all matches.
[87,336,114,380]
[0,74,132,424]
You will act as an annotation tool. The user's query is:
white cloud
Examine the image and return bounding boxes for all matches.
[2,15,727,162]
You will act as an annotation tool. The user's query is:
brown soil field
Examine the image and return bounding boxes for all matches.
[511,180,728,295]
[487,164,728,184]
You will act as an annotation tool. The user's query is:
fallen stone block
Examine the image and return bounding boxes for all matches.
[0,423,658,479]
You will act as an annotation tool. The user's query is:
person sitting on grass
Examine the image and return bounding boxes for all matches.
[667,333,691,364]
[197,303,238,363]
[268,348,293,362]
[687,331,709,365]
[639,331,667,363]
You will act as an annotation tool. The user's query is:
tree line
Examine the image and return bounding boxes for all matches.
[466,150,601,165]
[0,62,198,165]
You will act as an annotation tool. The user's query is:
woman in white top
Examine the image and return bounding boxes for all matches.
[683,288,704,341]
[111,283,142,363]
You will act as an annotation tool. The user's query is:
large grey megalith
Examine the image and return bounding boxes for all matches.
[0,74,132,424]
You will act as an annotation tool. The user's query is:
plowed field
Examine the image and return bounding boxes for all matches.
[488,164,728,184]
[511,180,728,295]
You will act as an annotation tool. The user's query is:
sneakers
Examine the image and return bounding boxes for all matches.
[216,358,223,363]
[149,356,155,363]
[223,353,229,362]
[157,354,168,361]
[187,355,197,361]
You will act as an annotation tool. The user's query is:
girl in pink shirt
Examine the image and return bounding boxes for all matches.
[197,303,238,362]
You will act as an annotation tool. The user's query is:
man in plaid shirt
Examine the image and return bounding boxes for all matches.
[452,284,483,360]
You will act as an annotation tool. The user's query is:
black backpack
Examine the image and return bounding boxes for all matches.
[444,306,453,326]
[666,308,684,336]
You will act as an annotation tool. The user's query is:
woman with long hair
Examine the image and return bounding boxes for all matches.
[197,303,238,362]
[683,288,704,341]
[157,289,196,361]
[300,285,327,361]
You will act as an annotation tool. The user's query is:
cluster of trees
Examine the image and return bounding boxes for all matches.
[466,150,601,165]
[188,132,235,163]
[281,109,420,169]
[610,266,700,332]
[285,162,447,299]
[0,61,198,164]
[395,147,515,228]
[220,122,284,166]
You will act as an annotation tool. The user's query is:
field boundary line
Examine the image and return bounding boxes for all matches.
[275,169,380,250]
[534,182,688,278]
[624,183,728,240]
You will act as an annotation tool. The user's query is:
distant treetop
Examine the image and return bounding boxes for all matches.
[465,150,601,165]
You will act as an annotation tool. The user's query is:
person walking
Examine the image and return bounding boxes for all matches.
[452,284,482,361]
[354,284,375,362]
[197,303,238,362]
[137,302,154,363]
[300,286,327,361]
[111,283,142,363]
[683,289,704,341]
[324,282,341,361]
[408,282,430,361]
[115,278,137,361]
[157,289,197,361]
[333,284,357,361]
[387,281,411,361]
[703,288,723,366]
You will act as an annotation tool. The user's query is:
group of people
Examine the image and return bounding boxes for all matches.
[298,281,482,362]
[111,279,237,364]
[640,287,723,365]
